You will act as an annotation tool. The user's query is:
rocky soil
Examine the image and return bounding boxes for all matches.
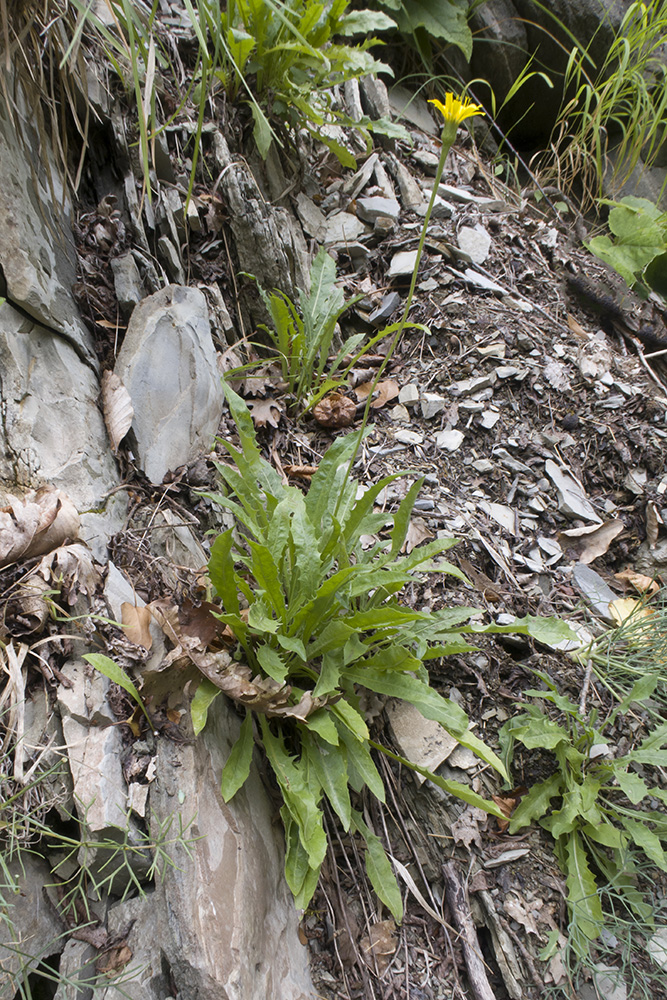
[2,57,667,1000]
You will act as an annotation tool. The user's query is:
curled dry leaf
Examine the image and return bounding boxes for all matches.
[614,569,661,595]
[149,600,325,716]
[312,392,356,428]
[558,518,624,565]
[284,464,319,479]
[35,542,101,605]
[121,603,153,650]
[0,487,80,568]
[608,597,654,628]
[646,500,663,550]
[354,379,400,409]
[403,517,434,555]
[247,397,283,428]
[101,370,134,453]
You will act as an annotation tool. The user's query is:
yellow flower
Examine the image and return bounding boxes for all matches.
[429,93,484,126]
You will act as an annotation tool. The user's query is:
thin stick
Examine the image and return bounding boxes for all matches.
[579,658,594,718]
[442,861,497,1000]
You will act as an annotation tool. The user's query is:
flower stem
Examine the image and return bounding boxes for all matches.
[339,126,458,496]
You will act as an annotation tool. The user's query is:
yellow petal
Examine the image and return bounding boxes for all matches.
[428,93,484,126]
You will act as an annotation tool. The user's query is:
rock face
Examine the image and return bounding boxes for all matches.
[0,99,97,366]
[463,0,632,142]
[146,697,314,1000]
[0,855,66,996]
[114,285,224,483]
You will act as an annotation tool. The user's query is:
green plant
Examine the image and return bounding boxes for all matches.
[588,195,667,298]
[500,671,667,957]
[193,383,571,917]
[375,0,476,62]
[253,246,404,415]
[537,0,667,207]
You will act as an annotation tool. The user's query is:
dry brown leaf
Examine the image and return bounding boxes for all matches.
[503,893,539,935]
[458,557,503,603]
[121,603,153,649]
[608,597,653,626]
[96,943,133,974]
[566,313,588,339]
[148,600,323,716]
[36,542,101,604]
[178,597,221,646]
[284,464,319,479]
[450,805,486,850]
[558,519,624,564]
[614,569,661,595]
[354,379,400,409]
[360,920,397,975]
[0,487,80,567]
[402,517,434,555]
[646,500,663,550]
[247,397,283,428]
[312,392,356,428]
[101,370,134,453]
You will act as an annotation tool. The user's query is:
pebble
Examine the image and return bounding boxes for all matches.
[421,393,445,419]
[388,249,419,278]
[369,291,402,327]
[435,429,465,452]
[457,225,491,265]
[398,384,420,405]
[357,196,400,223]
[395,428,424,445]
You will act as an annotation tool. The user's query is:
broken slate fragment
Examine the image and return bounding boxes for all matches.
[388,249,418,279]
[114,285,223,483]
[295,192,326,239]
[571,562,618,622]
[357,196,400,223]
[451,267,509,296]
[386,699,458,783]
[398,384,420,406]
[435,429,465,452]
[457,225,492,265]
[545,459,602,523]
[369,291,402,327]
[323,211,367,245]
[111,254,146,318]
[421,393,445,419]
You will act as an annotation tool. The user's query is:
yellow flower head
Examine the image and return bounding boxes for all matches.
[429,93,484,126]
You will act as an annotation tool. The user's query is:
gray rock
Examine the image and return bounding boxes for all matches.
[545,459,601,522]
[385,153,424,210]
[0,854,66,997]
[421,393,446,419]
[0,93,96,366]
[343,78,364,122]
[356,196,401,223]
[0,303,124,557]
[457,225,492,264]
[57,659,151,890]
[369,291,402,327]
[571,563,617,622]
[211,131,310,315]
[398,384,420,406]
[148,697,315,1000]
[388,85,438,135]
[323,211,367,245]
[114,285,223,483]
[295,193,326,240]
[359,75,391,120]
[387,249,418,278]
[52,941,96,1000]
[157,235,186,284]
[111,254,146,318]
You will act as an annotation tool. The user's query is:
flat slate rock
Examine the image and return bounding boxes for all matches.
[115,285,223,483]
